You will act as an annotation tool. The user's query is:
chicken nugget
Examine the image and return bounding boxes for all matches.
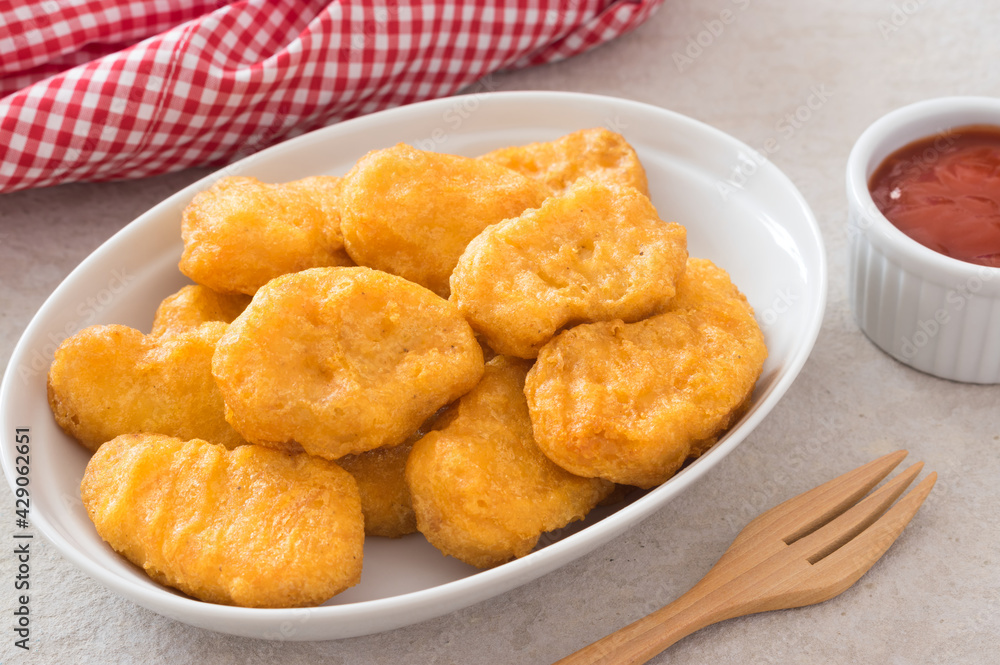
[213,266,484,459]
[334,408,445,538]
[339,144,550,297]
[179,175,353,295]
[48,323,245,451]
[525,258,767,489]
[337,437,417,538]
[450,180,687,358]
[407,356,613,568]
[81,433,363,608]
[151,284,251,337]
[479,127,649,196]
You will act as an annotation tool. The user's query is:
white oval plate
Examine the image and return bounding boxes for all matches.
[0,91,826,640]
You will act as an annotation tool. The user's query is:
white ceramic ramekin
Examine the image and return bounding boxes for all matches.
[847,96,1000,384]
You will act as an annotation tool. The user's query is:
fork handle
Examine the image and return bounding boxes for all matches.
[553,580,741,665]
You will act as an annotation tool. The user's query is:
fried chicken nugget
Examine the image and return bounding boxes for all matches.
[450,180,688,358]
[333,406,448,538]
[179,175,353,295]
[151,284,251,337]
[47,323,245,451]
[213,266,484,459]
[337,437,417,538]
[478,127,649,196]
[338,144,551,297]
[406,356,613,569]
[524,258,768,489]
[81,433,363,608]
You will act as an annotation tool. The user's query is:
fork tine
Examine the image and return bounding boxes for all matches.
[790,462,924,562]
[740,450,908,543]
[806,472,937,601]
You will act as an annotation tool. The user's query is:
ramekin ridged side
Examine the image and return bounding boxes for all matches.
[849,211,1000,383]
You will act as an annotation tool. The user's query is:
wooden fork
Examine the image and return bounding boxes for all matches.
[555,450,936,664]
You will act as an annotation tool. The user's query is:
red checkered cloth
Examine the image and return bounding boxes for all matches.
[0,0,663,193]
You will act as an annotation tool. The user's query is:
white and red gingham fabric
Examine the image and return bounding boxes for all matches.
[0,0,663,193]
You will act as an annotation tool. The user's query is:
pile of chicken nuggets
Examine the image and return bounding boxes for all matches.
[47,128,767,608]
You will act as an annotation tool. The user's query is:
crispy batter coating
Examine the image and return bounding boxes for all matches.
[479,128,649,196]
[407,356,613,568]
[339,144,551,297]
[524,258,768,489]
[213,266,484,459]
[450,180,687,358]
[334,407,445,538]
[179,175,353,295]
[47,323,245,452]
[337,437,417,538]
[81,434,363,608]
[151,284,251,337]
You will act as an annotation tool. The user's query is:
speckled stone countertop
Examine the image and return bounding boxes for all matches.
[2,1,998,663]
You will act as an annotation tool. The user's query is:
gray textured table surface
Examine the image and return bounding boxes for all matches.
[2,1,998,663]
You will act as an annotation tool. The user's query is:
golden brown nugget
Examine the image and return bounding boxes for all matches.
[47,323,245,451]
[339,144,550,297]
[179,175,353,295]
[337,438,417,538]
[213,266,484,460]
[151,284,251,337]
[336,409,444,538]
[450,180,688,358]
[479,128,649,196]
[525,258,767,489]
[407,356,613,568]
[81,434,363,608]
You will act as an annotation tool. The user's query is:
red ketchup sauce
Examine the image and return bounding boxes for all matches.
[868,125,1000,268]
